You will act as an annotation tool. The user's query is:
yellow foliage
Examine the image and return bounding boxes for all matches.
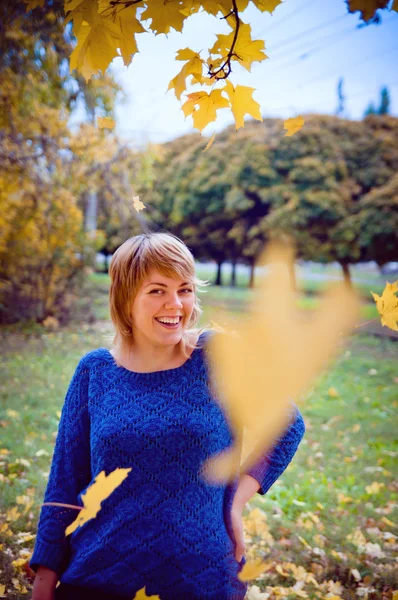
[371,280,398,331]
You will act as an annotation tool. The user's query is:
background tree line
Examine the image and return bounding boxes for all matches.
[1,3,397,327]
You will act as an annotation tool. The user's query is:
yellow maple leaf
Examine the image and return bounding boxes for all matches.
[141,0,187,35]
[209,22,268,72]
[238,557,270,581]
[133,195,145,212]
[182,89,229,132]
[251,0,282,12]
[168,49,204,100]
[62,468,131,536]
[346,0,390,22]
[203,131,216,152]
[371,280,398,331]
[223,80,263,130]
[68,1,144,79]
[284,116,305,136]
[97,116,115,130]
[201,240,361,486]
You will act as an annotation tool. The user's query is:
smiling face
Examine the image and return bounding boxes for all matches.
[130,267,196,348]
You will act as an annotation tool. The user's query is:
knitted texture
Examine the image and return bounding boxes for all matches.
[29,330,306,599]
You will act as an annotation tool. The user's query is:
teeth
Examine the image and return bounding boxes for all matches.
[156,318,180,324]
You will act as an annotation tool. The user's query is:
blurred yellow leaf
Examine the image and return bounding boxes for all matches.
[238,557,271,581]
[201,240,361,485]
[97,117,115,130]
[283,116,305,137]
[133,195,145,212]
[327,387,339,397]
[371,280,398,331]
[365,481,385,494]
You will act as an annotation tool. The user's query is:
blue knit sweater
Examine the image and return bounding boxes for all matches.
[29,329,306,599]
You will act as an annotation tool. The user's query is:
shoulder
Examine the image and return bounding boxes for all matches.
[75,348,110,373]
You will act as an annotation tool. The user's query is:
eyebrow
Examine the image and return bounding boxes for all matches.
[145,281,190,288]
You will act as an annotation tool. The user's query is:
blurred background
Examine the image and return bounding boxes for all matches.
[0,1,397,599]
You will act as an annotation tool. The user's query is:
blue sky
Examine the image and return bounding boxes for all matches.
[97,0,398,145]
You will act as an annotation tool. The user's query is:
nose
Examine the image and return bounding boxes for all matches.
[165,292,184,310]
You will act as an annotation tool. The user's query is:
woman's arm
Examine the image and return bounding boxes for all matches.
[239,402,306,497]
[29,356,92,576]
[31,566,58,600]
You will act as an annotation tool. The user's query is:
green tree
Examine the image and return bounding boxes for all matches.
[378,85,390,115]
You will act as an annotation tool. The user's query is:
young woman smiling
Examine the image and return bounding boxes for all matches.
[30,232,305,600]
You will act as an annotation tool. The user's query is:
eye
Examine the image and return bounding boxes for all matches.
[150,289,193,294]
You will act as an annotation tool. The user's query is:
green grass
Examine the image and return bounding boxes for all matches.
[0,268,396,599]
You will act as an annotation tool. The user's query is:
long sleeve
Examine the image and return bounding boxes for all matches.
[29,356,92,576]
[242,402,306,495]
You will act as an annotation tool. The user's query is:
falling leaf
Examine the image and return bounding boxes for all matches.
[283,116,305,136]
[371,280,398,331]
[133,195,145,212]
[201,240,361,486]
[97,117,115,130]
[203,132,216,152]
[57,468,131,536]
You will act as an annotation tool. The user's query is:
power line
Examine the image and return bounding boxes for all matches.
[253,0,318,38]
[265,23,355,65]
[260,13,398,83]
[265,13,347,53]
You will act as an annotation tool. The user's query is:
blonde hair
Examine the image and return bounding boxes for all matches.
[104,232,211,360]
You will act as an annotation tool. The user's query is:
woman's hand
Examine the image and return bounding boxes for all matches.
[230,506,246,562]
[31,566,58,600]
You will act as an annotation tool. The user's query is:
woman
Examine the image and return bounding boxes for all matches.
[30,232,305,600]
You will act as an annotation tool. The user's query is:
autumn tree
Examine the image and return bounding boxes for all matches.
[0,2,149,324]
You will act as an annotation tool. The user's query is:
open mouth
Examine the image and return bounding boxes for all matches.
[154,317,182,329]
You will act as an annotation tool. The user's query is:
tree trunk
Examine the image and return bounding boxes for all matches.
[340,262,352,287]
[214,261,223,286]
[103,253,109,274]
[248,258,255,289]
[231,259,237,287]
